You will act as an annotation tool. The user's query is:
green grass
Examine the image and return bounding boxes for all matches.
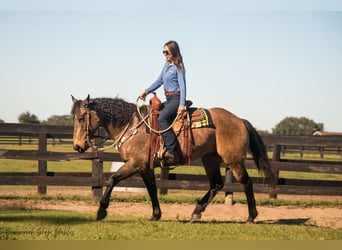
[282,152,342,162]
[0,208,341,240]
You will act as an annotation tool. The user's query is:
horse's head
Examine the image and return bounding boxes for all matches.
[71,95,100,153]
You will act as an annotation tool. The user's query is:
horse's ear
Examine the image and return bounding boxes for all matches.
[81,94,91,109]
[71,95,77,103]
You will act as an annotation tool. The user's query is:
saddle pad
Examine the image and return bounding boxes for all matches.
[189,108,214,129]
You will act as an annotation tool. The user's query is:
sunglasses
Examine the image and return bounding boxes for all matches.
[163,50,170,55]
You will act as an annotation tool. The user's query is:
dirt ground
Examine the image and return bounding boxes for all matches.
[0,189,341,229]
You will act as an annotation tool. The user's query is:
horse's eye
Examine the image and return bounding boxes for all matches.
[78,117,85,122]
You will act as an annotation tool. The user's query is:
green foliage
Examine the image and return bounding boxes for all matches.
[0,118,4,123]
[257,129,271,135]
[43,115,73,126]
[272,116,324,136]
[18,111,40,124]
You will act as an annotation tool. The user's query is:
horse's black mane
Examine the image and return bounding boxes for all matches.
[71,96,147,127]
[91,97,136,126]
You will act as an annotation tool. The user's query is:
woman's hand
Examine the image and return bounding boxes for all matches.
[178,105,187,116]
[139,90,147,101]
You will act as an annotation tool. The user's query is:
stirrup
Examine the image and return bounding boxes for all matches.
[153,151,177,170]
[157,146,166,160]
[153,155,176,170]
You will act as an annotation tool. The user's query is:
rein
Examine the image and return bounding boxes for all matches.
[135,97,181,135]
[85,108,148,152]
[85,96,178,152]
[93,122,130,152]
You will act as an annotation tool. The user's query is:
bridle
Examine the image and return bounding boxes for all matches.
[76,97,104,150]
[82,104,148,151]
[82,105,99,150]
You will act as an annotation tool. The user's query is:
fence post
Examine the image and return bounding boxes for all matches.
[270,144,281,199]
[92,157,103,202]
[224,166,234,205]
[159,168,169,195]
[319,147,324,159]
[300,146,304,158]
[38,132,47,194]
[92,132,104,202]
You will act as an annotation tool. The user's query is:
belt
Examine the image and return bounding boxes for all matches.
[165,91,180,96]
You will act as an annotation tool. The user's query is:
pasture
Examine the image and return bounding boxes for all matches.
[1,185,342,240]
[0,130,342,240]
[1,194,342,240]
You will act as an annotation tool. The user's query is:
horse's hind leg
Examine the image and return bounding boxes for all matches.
[191,154,223,222]
[231,162,258,223]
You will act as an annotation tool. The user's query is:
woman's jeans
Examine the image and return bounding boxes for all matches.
[158,95,180,154]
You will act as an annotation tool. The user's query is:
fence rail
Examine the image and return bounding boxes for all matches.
[0,123,341,202]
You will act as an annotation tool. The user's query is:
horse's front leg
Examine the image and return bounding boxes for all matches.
[140,168,161,221]
[97,160,139,221]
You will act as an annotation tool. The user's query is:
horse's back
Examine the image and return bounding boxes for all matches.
[207,107,249,163]
[208,107,245,131]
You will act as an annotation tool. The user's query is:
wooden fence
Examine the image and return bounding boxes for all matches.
[0,123,341,202]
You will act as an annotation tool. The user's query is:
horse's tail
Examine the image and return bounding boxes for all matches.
[243,119,276,188]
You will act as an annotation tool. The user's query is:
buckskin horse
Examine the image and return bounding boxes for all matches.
[71,95,275,223]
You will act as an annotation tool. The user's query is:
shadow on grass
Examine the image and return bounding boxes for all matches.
[0,209,94,225]
[256,218,311,226]
[174,218,311,226]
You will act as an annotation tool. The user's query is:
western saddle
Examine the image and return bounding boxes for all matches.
[148,93,213,169]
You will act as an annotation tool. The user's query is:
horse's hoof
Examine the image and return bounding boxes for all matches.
[246,210,258,223]
[96,207,107,221]
[150,214,161,221]
[246,217,255,224]
[190,213,202,223]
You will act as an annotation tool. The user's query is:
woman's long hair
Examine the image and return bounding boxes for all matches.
[164,40,185,72]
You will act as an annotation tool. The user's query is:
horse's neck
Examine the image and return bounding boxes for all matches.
[104,112,137,141]
[105,121,127,141]
[97,100,135,139]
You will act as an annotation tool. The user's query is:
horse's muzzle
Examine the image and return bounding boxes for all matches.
[73,144,87,153]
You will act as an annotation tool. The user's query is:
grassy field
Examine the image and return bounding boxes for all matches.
[1,142,342,240]
[1,208,341,240]
[1,190,341,240]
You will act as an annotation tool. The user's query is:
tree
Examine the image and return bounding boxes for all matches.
[0,118,4,123]
[257,129,270,135]
[272,116,324,136]
[43,115,73,126]
[18,111,40,124]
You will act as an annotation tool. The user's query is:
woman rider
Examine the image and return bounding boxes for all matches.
[139,40,186,165]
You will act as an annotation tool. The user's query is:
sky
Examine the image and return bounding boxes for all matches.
[0,0,341,132]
